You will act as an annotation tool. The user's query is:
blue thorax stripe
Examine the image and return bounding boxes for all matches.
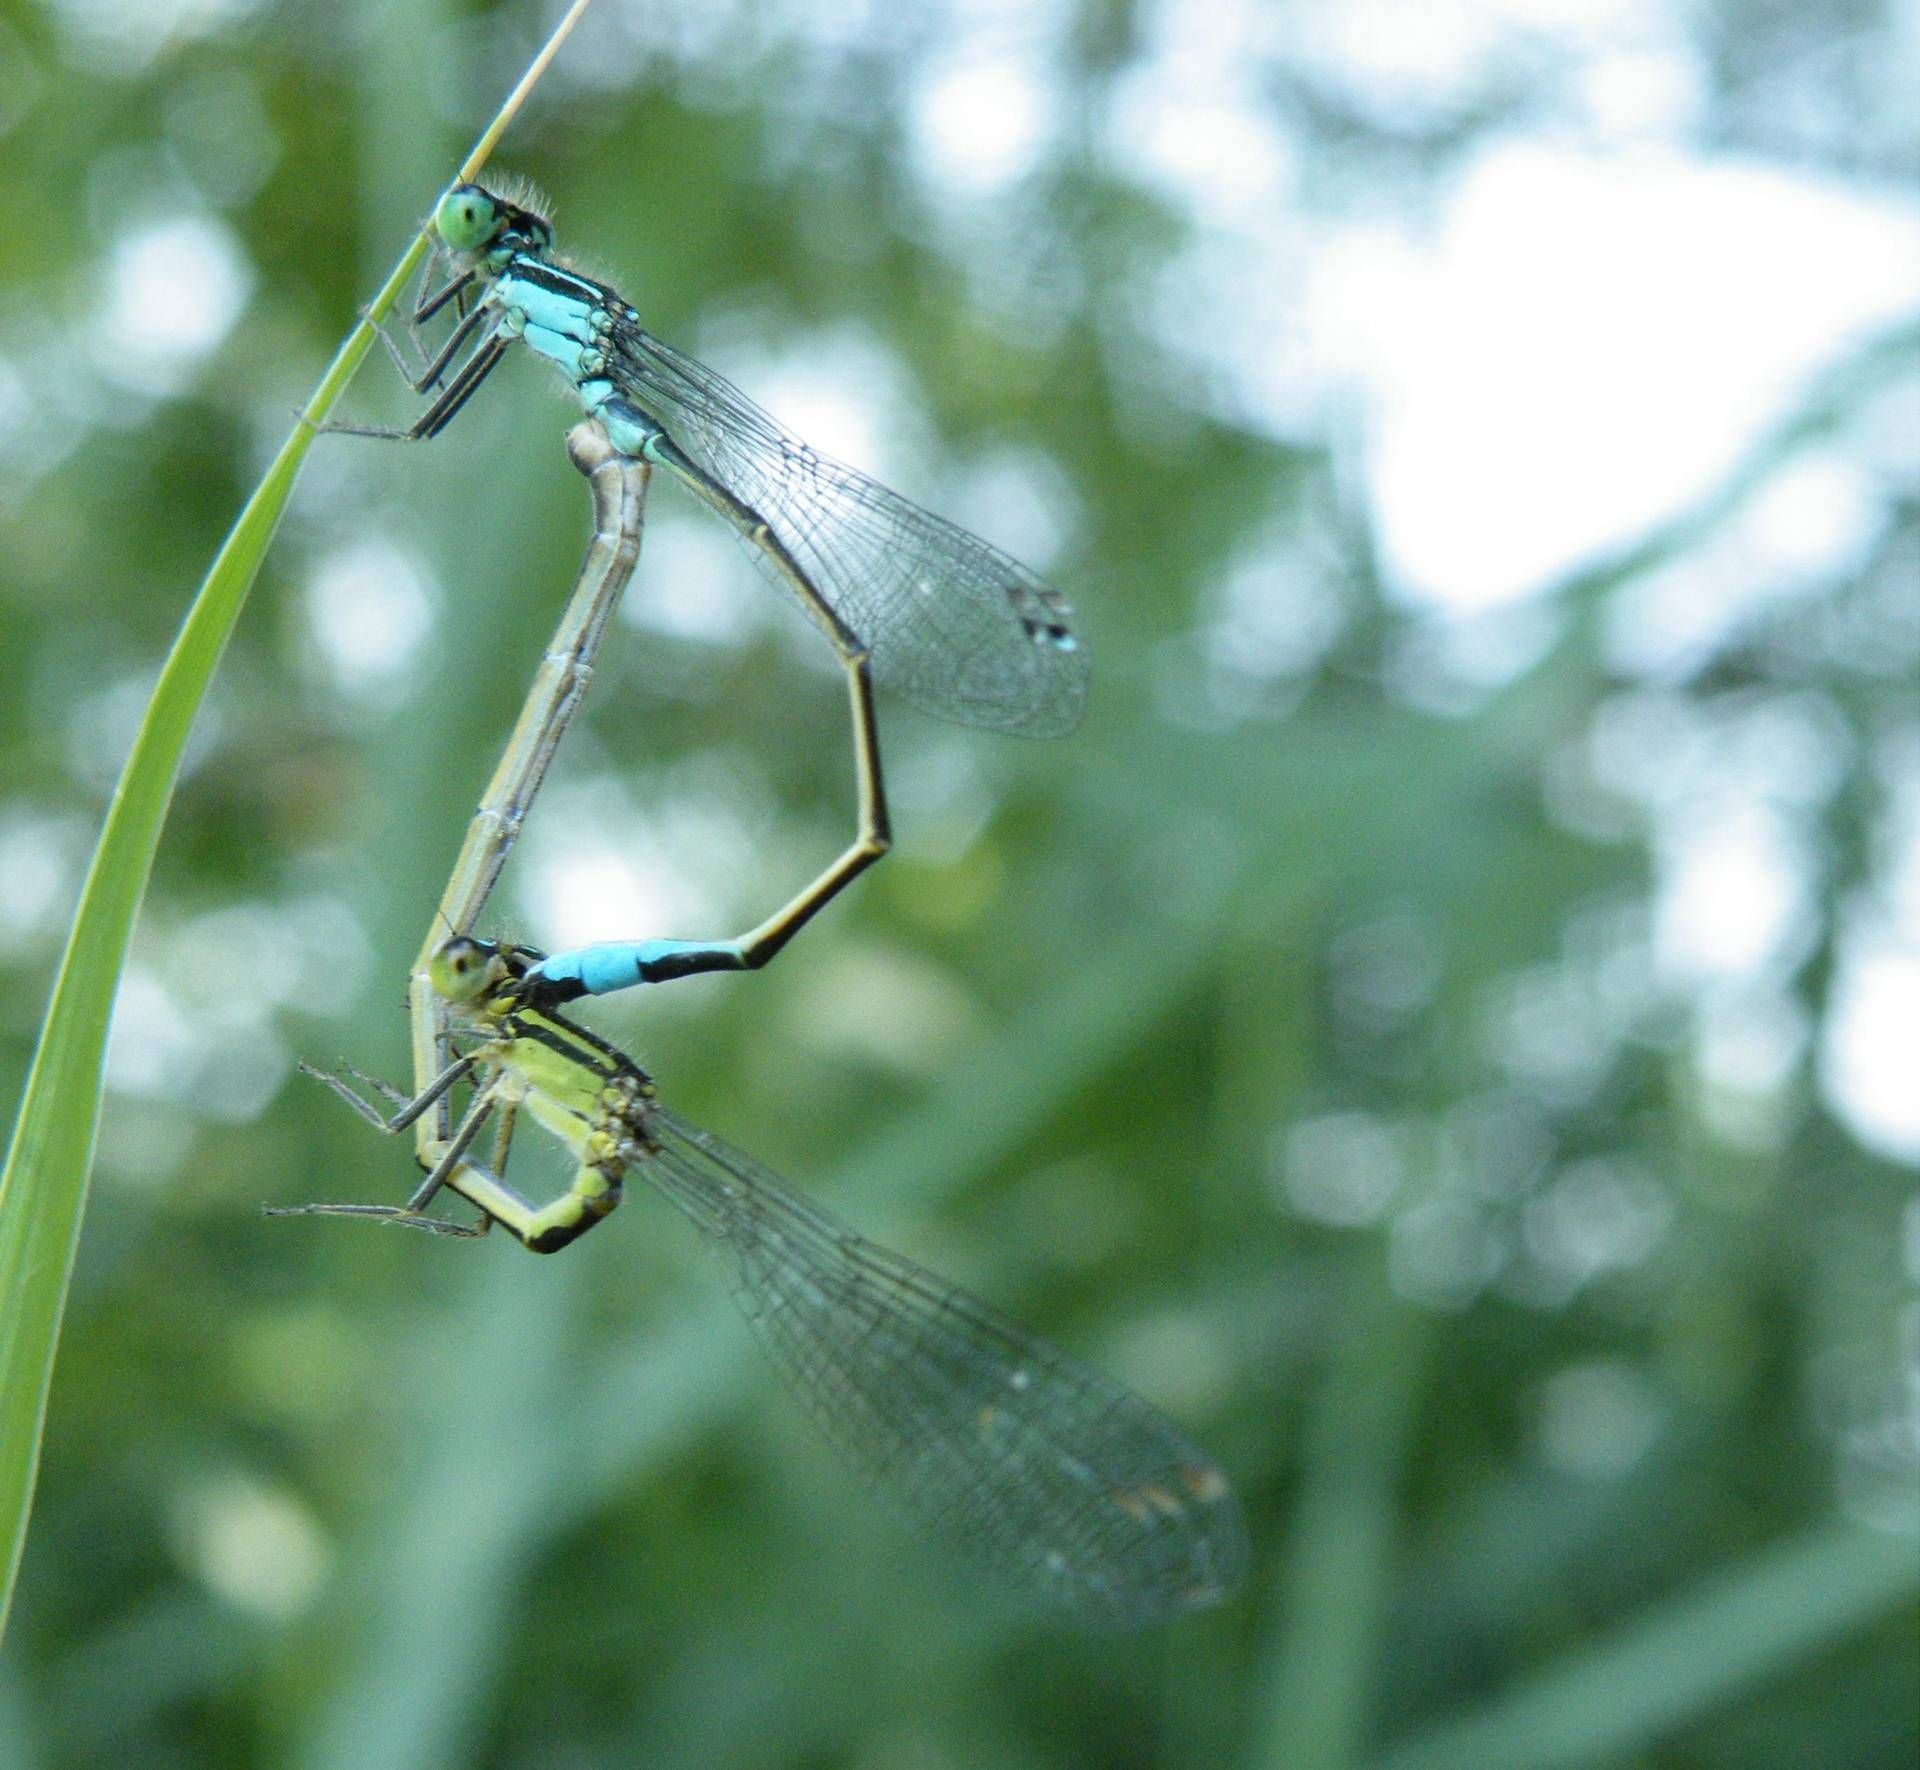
[505,256,613,306]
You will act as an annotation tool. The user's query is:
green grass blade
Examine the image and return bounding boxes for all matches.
[1374,1518,1920,1770]
[1255,1267,1429,1770]
[0,433,311,1640]
[0,0,600,1646]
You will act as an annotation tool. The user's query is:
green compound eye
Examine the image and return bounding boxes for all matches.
[429,935,499,1004]
[433,185,500,253]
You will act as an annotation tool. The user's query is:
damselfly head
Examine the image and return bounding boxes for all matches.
[428,935,549,1010]
[428,934,512,1005]
[432,183,554,262]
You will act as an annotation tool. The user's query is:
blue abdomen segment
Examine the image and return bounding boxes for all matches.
[524,938,746,1001]
[596,395,665,460]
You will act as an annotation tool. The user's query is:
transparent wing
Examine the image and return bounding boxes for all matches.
[642,1107,1246,1626]
[605,318,1088,736]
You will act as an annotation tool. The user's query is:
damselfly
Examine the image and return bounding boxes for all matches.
[342,180,1086,979]
[275,936,1246,1626]
[355,181,1086,736]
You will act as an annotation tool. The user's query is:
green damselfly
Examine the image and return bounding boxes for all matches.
[275,936,1246,1626]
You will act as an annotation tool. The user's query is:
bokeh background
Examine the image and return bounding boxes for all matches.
[2,0,1917,1764]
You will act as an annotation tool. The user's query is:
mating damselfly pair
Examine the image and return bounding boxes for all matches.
[286,182,1246,1625]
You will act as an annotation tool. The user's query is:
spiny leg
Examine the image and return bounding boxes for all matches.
[414,262,477,327]
[372,311,430,386]
[407,302,492,395]
[270,1065,497,1238]
[404,1089,518,1215]
[344,251,480,414]
[485,1098,519,1175]
[298,1054,474,1135]
[379,248,476,379]
[315,332,509,443]
[360,249,447,384]
[315,1057,410,1111]
[261,1201,487,1240]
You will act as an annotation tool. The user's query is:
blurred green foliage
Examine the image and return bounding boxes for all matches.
[0,2,1915,1767]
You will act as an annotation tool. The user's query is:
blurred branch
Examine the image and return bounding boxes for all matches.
[1253,1263,1430,1770]
[1373,1518,1920,1770]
